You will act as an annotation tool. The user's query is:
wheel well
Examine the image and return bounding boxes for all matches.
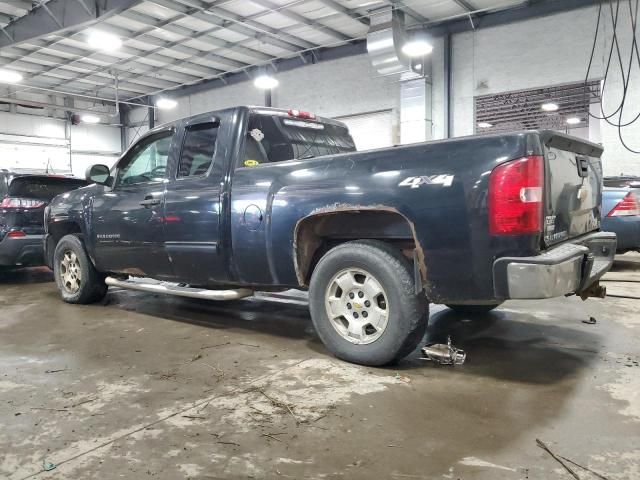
[46,221,82,267]
[294,209,424,286]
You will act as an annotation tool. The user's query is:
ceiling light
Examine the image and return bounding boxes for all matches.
[87,31,122,52]
[477,122,493,128]
[566,117,581,125]
[402,39,434,57]
[254,74,279,89]
[541,102,559,112]
[81,114,100,124]
[0,69,22,83]
[156,98,177,110]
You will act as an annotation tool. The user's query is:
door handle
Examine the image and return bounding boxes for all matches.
[140,196,161,208]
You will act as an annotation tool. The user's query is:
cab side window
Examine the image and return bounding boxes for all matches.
[116,132,173,187]
[178,123,218,178]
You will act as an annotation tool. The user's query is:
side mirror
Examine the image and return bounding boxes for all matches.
[86,164,111,186]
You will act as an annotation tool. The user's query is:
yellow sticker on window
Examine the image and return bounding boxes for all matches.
[244,159,260,167]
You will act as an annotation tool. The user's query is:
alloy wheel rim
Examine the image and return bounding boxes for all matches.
[60,250,82,294]
[324,268,389,345]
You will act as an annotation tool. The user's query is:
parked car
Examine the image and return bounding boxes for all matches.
[44,106,616,366]
[0,172,88,268]
[603,175,640,189]
[601,187,640,253]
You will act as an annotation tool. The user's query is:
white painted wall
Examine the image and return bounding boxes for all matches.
[451,5,640,175]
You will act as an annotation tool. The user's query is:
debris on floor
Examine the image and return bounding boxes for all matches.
[42,459,56,472]
[582,316,597,325]
[536,439,611,480]
[421,336,466,366]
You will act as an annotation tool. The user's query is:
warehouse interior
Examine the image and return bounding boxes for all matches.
[1,0,640,478]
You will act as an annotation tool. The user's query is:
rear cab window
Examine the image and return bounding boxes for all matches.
[177,122,219,178]
[8,177,88,201]
[240,111,356,168]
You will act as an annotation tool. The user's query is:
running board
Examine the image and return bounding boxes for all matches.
[105,277,253,301]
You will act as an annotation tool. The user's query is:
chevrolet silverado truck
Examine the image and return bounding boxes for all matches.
[44,106,616,366]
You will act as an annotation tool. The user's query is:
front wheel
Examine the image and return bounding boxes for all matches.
[445,303,503,315]
[308,240,429,366]
[53,234,107,304]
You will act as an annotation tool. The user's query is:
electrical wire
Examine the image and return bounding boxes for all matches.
[585,0,640,154]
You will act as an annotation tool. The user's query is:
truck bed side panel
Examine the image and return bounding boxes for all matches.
[230,133,534,302]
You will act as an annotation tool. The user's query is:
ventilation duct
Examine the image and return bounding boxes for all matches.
[366,6,411,75]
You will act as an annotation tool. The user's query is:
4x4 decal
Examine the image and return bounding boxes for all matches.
[398,175,454,189]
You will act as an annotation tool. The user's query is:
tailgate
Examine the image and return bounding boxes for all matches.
[541,133,604,247]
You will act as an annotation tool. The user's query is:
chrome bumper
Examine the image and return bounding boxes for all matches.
[493,231,617,299]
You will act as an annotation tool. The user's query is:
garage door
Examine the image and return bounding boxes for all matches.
[0,133,71,173]
[337,110,393,151]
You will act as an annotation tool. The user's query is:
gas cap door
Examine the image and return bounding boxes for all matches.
[243,204,263,231]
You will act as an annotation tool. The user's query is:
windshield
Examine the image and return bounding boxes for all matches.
[8,177,88,201]
[241,113,356,167]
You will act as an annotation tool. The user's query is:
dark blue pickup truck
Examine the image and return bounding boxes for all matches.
[44,106,616,366]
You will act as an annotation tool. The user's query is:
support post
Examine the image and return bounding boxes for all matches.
[443,32,452,138]
[148,99,155,130]
[119,105,128,152]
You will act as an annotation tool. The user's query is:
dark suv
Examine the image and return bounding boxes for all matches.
[0,171,87,268]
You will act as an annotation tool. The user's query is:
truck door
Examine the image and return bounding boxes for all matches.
[163,119,225,285]
[91,129,174,278]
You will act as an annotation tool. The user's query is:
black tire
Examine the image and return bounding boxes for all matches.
[308,240,429,366]
[53,234,107,304]
[445,303,503,315]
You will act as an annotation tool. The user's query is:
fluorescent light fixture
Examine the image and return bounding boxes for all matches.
[477,122,493,128]
[156,98,177,110]
[0,69,22,83]
[87,31,122,52]
[541,102,559,112]
[566,117,581,125]
[81,114,100,124]
[254,74,278,89]
[402,39,434,57]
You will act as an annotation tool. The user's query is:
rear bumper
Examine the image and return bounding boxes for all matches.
[0,234,45,266]
[493,231,617,299]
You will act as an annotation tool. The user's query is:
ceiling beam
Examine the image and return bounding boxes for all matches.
[149,0,317,52]
[249,0,351,42]
[452,0,476,12]
[316,0,370,26]
[0,0,143,50]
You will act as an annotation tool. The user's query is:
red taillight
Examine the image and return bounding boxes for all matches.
[607,192,640,217]
[288,109,316,120]
[488,155,544,235]
[7,230,26,238]
[0,197,46,209]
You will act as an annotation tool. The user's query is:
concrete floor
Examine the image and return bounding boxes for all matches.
[1,255,639,480]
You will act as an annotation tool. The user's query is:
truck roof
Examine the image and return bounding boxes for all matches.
[144,105,348,137]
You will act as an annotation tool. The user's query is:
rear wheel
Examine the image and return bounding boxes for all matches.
[309,240,428,366]
[445,303,503,315]
[54,234,107,304]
